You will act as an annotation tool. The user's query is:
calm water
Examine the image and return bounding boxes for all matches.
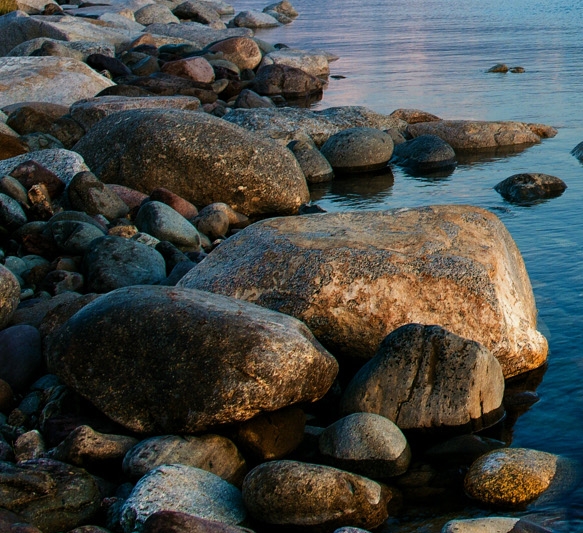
[236,1,583,529]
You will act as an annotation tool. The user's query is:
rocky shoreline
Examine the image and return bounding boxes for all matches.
[0,0,574,532]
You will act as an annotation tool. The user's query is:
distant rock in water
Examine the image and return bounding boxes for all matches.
[487,63,509,73]
[571,140,583,160]
[494,173,567,203]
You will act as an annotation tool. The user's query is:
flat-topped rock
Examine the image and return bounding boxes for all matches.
[145,21,251,48]
[260,49,330,78]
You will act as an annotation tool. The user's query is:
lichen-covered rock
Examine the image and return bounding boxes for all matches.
[46,286,338,433]
[494,173,567,203]
[242,460,392,532]
[179,206,548,378]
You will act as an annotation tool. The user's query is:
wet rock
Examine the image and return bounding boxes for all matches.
[82,236,167,293]
[390,108,441,124]
[424,434,506,466]
[260,49,330,78]
[288,139,334,183]
[0,264,21,329]
[391,134,457,174]
[232,10,279,28]
[0,458,101,533]
[73,109,309,217]
[487,63,509,73]
[161,57,215,84]
[571,140,583,161]
[5,102,69,136]
[494,173,567,203]
[135,3,179,25]
[143,512,253,533]
[341,324,505,433]
[0,324,42,392]
[0,57,115,108]
[120,464,246,533]
[319,413,411,478]
[123,434,246,486]
[68,171,129,220]
[320,127,393,173]
[242,460,392,531]
[252,64,325,98]
[179,206,547,378]
[207,37,263,71]
[46,286,338,433]
[441,517,553,532]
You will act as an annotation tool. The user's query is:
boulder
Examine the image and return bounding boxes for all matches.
[232,10,279,28]
[391,134,456,174]
[494,173,567,203]
[0,325,42,392]
[320,127,394,173]
[135,4,180,25]
[234,88,277,109]
[0,264,20,330]
[464,448,563,508]
[144,21,251,49]
[123,434,246,486]
[252,64,325,98]
[0,192,27,230]
[67,171,129,220]
[260,49,330,78]
[242,460,392,531]
[288,139,334,183]
[441,517,554,533]
[0,458,101,533]
[5,102,68,135]
[319,413,411,478]
[7,38,115,61]
[143,512,253,533]
[178,206,548,378]
[341,324,505,433]
[73,109,309,217]
[206,37,262,71]
[407,120,557,151]
[263,0,298,18]
[0,57,115,108]
[46,286,338,433]
[121,465,246,533]
[390,108,441,124]
[161,57,215,84]
[0,133,29,160]
[173,1,223,25]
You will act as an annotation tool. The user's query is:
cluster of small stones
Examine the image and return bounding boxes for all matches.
[0,0,574,532]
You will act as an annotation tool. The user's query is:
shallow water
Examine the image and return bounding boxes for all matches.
[233,1,583,529]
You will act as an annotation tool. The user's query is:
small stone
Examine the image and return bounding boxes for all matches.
[487,63,509,73]
[494,173,567,203]
[27,183,55,221]
[149,187,198,220]
[392,134,457,174]
[0,175,30,206]
[68,171,129,220]
[162,57,216,84]
[0,324,42,392]
[14,430,46,462]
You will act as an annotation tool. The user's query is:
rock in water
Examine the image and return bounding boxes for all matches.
[73,109,309,216]
[494,173,567,203]
[0,264,20,329]
[179,206,548,378]
[46,286,338,433]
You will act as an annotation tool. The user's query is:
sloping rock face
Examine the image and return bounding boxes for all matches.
[179,206,548,378]
[73,109,309,216]
[46,286,338,433]
[0,57,114,108]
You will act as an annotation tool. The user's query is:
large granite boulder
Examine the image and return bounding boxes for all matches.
[73,109,309,216]
[340,324,505,433]
[46,286,338,433]
[178,206,548,378]
[407,120,557,151]
[0,57,114,108]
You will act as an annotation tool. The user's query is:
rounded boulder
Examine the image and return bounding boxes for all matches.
[0,265,20,329]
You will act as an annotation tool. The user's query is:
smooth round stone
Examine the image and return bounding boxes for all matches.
[464,448,559,507]
[391,134,456,174]
[161,57,215,84]
[51,220,107,254]
[320,127,394,173]
[319,412,411,478]
[0,325,42,391]
[135,3,180,25]
[207,37,263,71]
[0,175,30,205]
[0,265,23,331]
[143,512,253,533]
[0,192,27,231]
[288,139,334,183]
[494,173,567,203]
[67,171,129,220]
[149,188,198,221]
[232,10,280,28]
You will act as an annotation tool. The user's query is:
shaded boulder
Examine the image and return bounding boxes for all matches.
[319,413,411,478]
[73,109,309,217]
[0,458,101,533]
[341,324,505,433]
[487,63,509,73]
[234,88,276,109]
[162,57,215,84]
[206,37,262,70]
[178,206,547,378]
[288,139,334,183]
[320,127,393,173]
[121,464,246,533]
[242,460,392,532]
[7,37,115,61]
[5,102,68,135]
[0,264,20,330]
[0,325,42,392]
[252,64,325,99]
[143,512,253,533]
[232,10,279,28]
[68,171,129,220]
[0,57,115,108]
[173,1,223,25]
[407,120,557,151]
[46,286,338,433]
[494,173,567,203]
[391,134,456,174]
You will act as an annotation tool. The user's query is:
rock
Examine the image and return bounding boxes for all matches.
[143,512,253,533]
[68,171,129,220]
[464,448,562,508]
[390,108,441,124]
[9,291,80,328]
[0,133,29,160]
[198,0,233,15]
[86,53,132,78]
[73,109,309,217]
[178,206,547,378]
[149,187,198,220]
[441,517,553,533]
[288,141,334,183]
[82,236,167,292]
[144,21,251,49]
[232,10,279,28]
[123,434,246,486]
[234,88,276,109]
[407,120,557,151]
[0,325,42,392]
[320,127,393,173]
[263,0,298,18]
[424,434,506,466]
[0,379,15,414]
[14,430,46,462]
[494,173,567,203]
[252,64,325,99]
[20,132,64,152]
[0,264,20,329]
[135,3,179,25]
[0,458,101,533]
[242,460,392,531]
[50,219,107,255]
[117,73,217,103]
[260,49,330,78]
[341,324,505,433]
[571,140,583,161]
[5,102,69,135]
[319,413,411,478]
[0,192,27,231]
[120,464,246,533]
[334,529,371,533]
[7,38,115,61]
[207,37,263,71]
[510,66,525,73]
[46,285,338,433]
[161,57,215,84]
[0,509,43,533]
[173,0,222,25]
[487,63,509,73]
[0,57,115,108]
[391,134,456,174]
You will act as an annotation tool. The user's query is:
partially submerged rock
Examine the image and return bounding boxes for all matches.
[391,134,456,174]
[494,173,567,203]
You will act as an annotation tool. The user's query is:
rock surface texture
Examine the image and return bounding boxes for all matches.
[494,173,567,203]
[179,205,548,378]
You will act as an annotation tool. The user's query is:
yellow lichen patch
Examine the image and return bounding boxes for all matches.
[0,0,17,15]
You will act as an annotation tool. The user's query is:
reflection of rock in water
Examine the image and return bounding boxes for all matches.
[455,143,534,166]
[309,167,394,207]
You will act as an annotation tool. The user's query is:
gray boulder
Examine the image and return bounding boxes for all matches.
[135,4,180,25]
[144,21,251,49]
[0,265,20,330]
[242,460,392,531]
[7,38,115,60]
[263,0,298,17]
[46,286,338,433]
[68,171,129,220]
[73,109,309,217]
[232,10,279,28]
[82,235,167,293]
[341,324,505,433]
[391,134,456,174]
[494,173,567,203]
[178,206,547,378]
[288,139,334,183]
[173,0,223,24]
[252,64,325,98]
[260,49,330,78]
[121,464,246,533]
